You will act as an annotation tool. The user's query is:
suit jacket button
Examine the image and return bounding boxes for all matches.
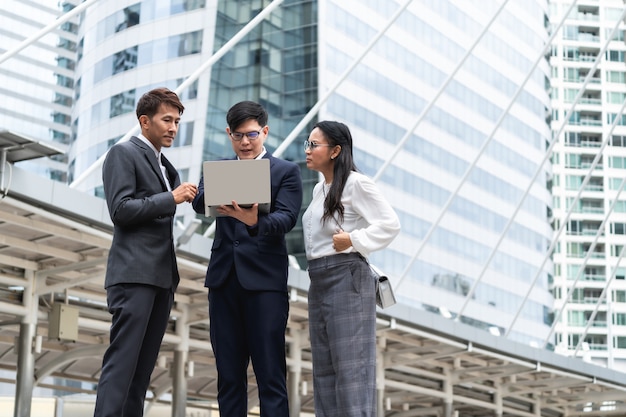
[234,240,239,246]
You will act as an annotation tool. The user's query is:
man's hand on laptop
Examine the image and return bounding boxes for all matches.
[216,201,258,227]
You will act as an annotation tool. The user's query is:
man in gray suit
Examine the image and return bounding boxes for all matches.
[94,88,198,417]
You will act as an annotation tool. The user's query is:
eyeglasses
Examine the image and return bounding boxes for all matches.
[303,140,333,151]
[229,129,263,141]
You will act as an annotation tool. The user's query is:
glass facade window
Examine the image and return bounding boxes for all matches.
[607,50,626,62]
[321,0,553,346]
[607,70,626,83]
[93,31,202,83]
[173,122,194,147]
[110,90,136,118]
[194,0,318,264]
[415,259,550,324]
[82,0,206,54]
[1,0,76,183]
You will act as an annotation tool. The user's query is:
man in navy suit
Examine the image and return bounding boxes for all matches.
[192,101,302,417]
[94,88,198,417]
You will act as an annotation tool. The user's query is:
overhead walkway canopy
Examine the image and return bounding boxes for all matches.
[0,166,625,417]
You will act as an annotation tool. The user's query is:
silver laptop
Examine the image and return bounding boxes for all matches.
[202,159,271,217]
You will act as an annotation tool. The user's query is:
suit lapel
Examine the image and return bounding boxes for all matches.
[161,154,179,190]
[130,136,169,192]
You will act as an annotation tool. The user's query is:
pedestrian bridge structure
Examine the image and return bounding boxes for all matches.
[0,166,625,417]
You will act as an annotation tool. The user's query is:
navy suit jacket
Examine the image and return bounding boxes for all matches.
[102,136,181,290]
[192,152,302,291]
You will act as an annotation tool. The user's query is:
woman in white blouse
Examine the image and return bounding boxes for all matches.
[302,121,400,417]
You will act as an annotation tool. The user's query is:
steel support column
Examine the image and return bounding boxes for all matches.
[533,395,541,417]
[172,306,190,417]
[288,328,304,416]
[171,350,188,417]
[14,270,36,417]
[376,336,387,416]
[494,383,503,417]
[443,371,453,417]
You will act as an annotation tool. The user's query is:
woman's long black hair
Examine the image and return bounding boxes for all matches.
[314,121,358,225]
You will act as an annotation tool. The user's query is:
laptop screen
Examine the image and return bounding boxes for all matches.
[202,159,271,217]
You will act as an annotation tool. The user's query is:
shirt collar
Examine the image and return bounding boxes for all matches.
[238,146,267,160]
[137,133,161,161]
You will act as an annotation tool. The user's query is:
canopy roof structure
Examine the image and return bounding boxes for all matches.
[0,165,625,417]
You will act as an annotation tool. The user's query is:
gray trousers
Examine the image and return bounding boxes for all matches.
[307,253,377,417]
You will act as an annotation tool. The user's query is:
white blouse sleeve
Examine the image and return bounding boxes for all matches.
[348,174,401,257]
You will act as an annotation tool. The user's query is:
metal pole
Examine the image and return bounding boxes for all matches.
[172,306,190,417]
[0,0,99,66]
[171,350,187,417]
[288,329,303,417]
[14,323,35,417]
[376,340,386,417]
[0,149,7,195]
[14,270,36,417]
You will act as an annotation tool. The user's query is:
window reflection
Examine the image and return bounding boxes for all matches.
[110,90,136,118]
[93,31,202,83]
[113,47,138,76]
[76,79,198,139]
[85,0,206,51]
[173,122,194,147]
[171,0,206,14]
[116,5,140,33]
[412,259,551,324]
[332,96,547,221]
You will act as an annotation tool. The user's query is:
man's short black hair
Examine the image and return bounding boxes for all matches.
[226,101,268,130]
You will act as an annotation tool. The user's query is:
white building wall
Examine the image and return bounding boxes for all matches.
[550,0,626,372]
[316,0,555,345]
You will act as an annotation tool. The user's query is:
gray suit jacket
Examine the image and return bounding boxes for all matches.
[102,136,180,290]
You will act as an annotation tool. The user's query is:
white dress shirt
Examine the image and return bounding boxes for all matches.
[303,171,400,260]
[137,134,171,191]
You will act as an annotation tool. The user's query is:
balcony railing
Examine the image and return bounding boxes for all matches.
[580,118,602,126]
[580,162,602,170]
[569,320,607,327]
[580,97,602,105]
[580,206,604,214]
[567,343,607,351]
[563,76,601,84]
[567,251,605,259]
[577,33,600,42]
[573,12,600,22]
[583,274,606,281]
[580,140,602,147]
[565,163,603,170]
[566,229,602,236]
[570,296,606,304]
[584,184,604,192]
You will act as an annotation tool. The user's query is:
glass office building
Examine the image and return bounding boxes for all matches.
[549,0,626,372]
[0,0,77,181]
[68,0,554,345]
[313,0,555,346]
